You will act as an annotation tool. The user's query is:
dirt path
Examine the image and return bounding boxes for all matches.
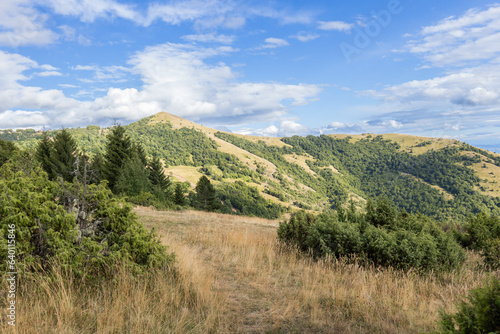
[136,208,291,333]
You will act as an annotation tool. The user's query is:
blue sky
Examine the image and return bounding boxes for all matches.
[1,0,500,152]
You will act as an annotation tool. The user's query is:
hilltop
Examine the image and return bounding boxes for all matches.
[2,111,500,221]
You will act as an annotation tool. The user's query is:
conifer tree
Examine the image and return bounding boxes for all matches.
[194,175,219,211]
[134,143,148,167]
[115,155,151,197]
[148,156,170,189]
[173,183,186,206]
[51,129,77,182]
[103,125,133,191]
[35,132,55,179]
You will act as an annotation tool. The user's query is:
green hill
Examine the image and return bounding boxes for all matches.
[3,111,500,222]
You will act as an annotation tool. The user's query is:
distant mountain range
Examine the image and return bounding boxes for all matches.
[3,112,500,222]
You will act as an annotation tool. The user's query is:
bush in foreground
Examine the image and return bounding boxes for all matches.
[0,160,173,278]
[434,277,500,333]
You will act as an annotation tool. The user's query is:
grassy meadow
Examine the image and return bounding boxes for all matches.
[2,208,498,333]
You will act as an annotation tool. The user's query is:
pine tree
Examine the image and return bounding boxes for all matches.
[51,129,77,182]
[148,155,170,189]
[35,132,55,179]
[103,125,133,191]
[173,183,186,206]
[115,155,152,197]
[134,143,148,167]
[194,176,219,211]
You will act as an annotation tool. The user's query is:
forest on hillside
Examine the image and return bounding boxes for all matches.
[3,114,500,223]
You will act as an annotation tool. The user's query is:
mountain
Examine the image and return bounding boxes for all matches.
[3,111,500,221]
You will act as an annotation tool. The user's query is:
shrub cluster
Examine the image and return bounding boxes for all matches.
[278,198,466,272]
[455,213,500,269]
[0,161,174,279]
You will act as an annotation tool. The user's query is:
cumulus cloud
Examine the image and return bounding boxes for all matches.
[126,43,321,123]
[0,44,322,129]
[362,63,500,107]
[0,110,49,129]
[238,120,310,137]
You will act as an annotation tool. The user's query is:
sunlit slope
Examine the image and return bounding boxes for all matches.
[2,111,500,220]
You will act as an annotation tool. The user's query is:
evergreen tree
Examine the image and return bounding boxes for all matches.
[173,183,186,206]
[103,125,133,191]
[194,176,219,211]
[89,152,105,184]
[35,132,55,179]
[134,143,148,167]
[148,156,170,189]
[115,155,152,197]
[0,137,17,167]
[51,129,77,182]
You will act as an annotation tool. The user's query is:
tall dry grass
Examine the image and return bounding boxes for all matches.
[2,208,499,333]
[0,235,225,333]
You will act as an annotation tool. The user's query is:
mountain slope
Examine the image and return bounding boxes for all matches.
[2,112,500,221]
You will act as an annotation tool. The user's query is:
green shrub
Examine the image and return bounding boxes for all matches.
[434,277,500,333]
[0,161,174,278]
[457,213,500,269]
[278,198,465,272]
[277,210,316,252]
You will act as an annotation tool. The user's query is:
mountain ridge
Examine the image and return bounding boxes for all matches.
[2,111,500,221]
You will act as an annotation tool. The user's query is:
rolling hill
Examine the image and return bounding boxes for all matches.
[2,111,500,222]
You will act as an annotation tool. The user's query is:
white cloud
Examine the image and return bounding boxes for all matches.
[139,0,314,29]
[36,71,63,77]
[0,45,322,129]
[0,0,58,47]
[45,0,137,22]
[318,20,353,32]
[362,63,500,107]
[181,33,235,44]
[72,64,131,82]
[290,32,320,42]
[240,120,310,137]
[327,121,346,129]
[259,37,289,49]
[405,4,500,66]
[0,110,48,129]
[125,43,321,123]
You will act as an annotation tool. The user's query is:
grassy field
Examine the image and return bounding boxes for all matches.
[3,208,499,333]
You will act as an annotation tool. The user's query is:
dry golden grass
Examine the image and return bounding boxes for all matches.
[136,208,499,333]
[328,133,459,156]
[5,208,499,333]
[283,154,317,176]
[459,151,500,196]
